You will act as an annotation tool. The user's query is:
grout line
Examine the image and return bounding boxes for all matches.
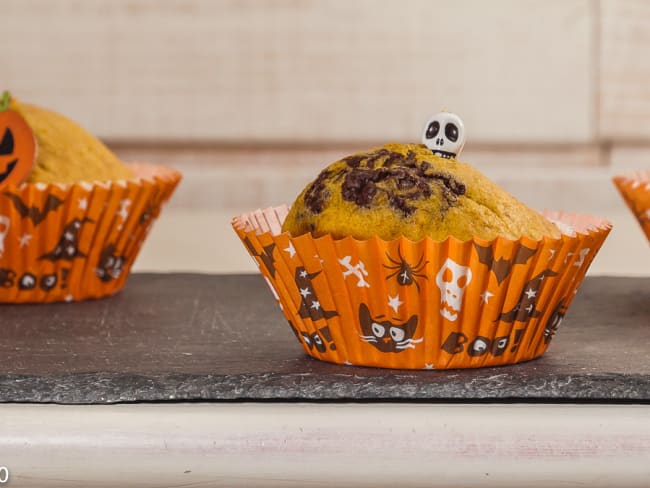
[593,0,602,147]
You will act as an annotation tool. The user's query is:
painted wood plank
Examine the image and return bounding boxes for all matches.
[112,142,608,211]
[1,404,649,487]
[2,0,595,143]
[600,0,650,141]
[610,144,650,171]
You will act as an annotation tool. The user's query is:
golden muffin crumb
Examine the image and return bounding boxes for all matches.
[282,143,560,241]
[9,97,134,184]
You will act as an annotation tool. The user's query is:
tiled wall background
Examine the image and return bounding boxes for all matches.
[2,0,649,274]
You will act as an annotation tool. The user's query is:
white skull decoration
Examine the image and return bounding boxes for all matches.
[421,112,466,159]
[435,258,472,322]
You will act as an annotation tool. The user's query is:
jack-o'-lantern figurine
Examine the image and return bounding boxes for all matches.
[0,91,36,186]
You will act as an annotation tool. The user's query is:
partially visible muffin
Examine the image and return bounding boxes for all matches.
[282,143,560,242]
[9,97,134,184]
[0,92,180,304]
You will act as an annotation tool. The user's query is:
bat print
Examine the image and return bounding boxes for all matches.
[4,192,64,226]
[473,243,536,285]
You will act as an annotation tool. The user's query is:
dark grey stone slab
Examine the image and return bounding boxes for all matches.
[0,274,648,404]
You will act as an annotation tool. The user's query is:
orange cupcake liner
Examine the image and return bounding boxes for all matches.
[0,164,181,302]
[232,206,611,370]
[613,171,650,244]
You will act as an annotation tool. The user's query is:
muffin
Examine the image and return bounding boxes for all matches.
[0,91,180,302]
[282,142,560,242]
[612,171,650,244]
[232,115,611,370]
[9,95,135,184]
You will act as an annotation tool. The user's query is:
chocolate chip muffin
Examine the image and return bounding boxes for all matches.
[282,143,560,241]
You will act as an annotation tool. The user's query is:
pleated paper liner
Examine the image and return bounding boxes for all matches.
[613,171,650,244]
[232,205,611,370]
[0,163,181,302]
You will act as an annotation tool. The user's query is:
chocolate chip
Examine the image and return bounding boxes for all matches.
[304,170,331,214]
[383,151,406,167]
[430,173,466,197]
[397,175,416,190]
[342,154,364,168]
[365,148,391,169]
[342,169,380,207]
[336,147,467,217]
[359,181,377,206]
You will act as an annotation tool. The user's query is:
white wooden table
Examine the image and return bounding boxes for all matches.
[1,404,649,487]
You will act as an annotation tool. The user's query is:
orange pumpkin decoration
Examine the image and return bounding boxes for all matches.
[0,91,36,186]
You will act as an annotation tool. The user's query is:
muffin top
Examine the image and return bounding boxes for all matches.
[8,96,134,184]
[282,143,560,241]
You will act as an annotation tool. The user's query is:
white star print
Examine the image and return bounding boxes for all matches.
[299,287,311,298]
[300,270,308,278]
[284,242,296,258]
[78,198,88,210]
[525,304,534,313]
[310,300,321,310]
[548,249,556,261]
[313,254,324,265]
[424,363,435,370]
[18,233,32,248]
[564,252,574,264]
[387,294,404,313]
[344,360,352,366]
[480,290,494,304]
[64,294,74,303]
[524,288,537,299]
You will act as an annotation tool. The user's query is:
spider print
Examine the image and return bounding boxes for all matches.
[384,246,428,292]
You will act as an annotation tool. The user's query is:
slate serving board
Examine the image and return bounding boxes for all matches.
[0,274,648,404]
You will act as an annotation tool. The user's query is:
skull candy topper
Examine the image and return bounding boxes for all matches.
[422,111,466,160]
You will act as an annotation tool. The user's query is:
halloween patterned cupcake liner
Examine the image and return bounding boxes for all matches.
[613,171,650,244]
[232,206,611,370]
[0,163,181,302]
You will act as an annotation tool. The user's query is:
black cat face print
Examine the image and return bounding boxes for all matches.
[358,303,420,353]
